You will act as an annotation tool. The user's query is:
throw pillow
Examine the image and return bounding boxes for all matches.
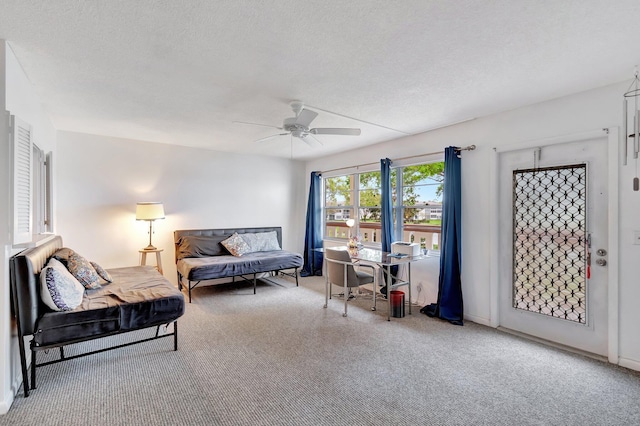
[67,252,102,289]
[221,233,251,257]
[52,247,75,266]
[40,258,85,311]
[90,261,113,283]
[241,231,281,252]
[177,235,227,259]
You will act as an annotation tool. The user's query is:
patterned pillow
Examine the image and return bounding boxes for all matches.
[221,233,251,257]
[52,247,75,267]
[90,261,113,283]
[40,258,85,311]
[241,231,281,252]
[67,252,102,289]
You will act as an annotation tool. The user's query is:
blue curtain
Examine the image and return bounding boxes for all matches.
[301,171,323,277]
[381,158,394,252]
[421,147,464,325]
[380,158,397,291]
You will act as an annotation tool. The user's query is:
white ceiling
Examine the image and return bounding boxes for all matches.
[1,0,639,160]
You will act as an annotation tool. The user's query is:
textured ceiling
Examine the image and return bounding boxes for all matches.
[1,0,639,160]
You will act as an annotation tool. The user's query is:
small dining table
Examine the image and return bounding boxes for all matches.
[324,246,427,321]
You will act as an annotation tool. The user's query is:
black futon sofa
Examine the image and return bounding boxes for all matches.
[10,236,185,397]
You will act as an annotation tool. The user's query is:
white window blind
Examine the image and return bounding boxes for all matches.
[11,115,33,245]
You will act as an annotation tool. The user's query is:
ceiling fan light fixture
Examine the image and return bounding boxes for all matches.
[238,101,362,147]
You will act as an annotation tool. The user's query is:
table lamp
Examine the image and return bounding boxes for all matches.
[346,219,355,237]
[346,218,358,248]
[136,202,165,251]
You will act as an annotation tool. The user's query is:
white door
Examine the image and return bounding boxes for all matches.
[498,137,609,356]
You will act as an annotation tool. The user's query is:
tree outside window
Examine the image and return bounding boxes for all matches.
[323,161,444,246]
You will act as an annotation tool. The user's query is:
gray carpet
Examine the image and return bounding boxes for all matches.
[2,275,640,426]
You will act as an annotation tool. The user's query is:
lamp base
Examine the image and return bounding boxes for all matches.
[142,244,158,251]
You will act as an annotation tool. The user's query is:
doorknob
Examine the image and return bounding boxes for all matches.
[596,258,607,266]
[596,249,607,256]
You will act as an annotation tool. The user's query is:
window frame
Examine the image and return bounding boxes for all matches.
[322,159,444,248]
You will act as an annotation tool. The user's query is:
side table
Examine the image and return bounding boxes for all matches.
[139,248,163,275]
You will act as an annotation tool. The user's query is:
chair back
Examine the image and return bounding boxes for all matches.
[325,248,359,287]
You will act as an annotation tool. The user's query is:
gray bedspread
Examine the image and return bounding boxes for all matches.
[35,266,185,346]
[177,250,303,281]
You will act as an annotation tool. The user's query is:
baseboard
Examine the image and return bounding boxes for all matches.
[0,393,14,415]
[618,357,640,372]
[497,327,609,363]
[464,313,492,327]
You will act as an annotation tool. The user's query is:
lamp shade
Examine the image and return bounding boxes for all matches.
[136,202,165,221]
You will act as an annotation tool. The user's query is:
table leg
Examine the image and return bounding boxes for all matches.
[387,265,391,321]
[372,266,378,311]
[156,251,163,274]
[323,253,329,308]
[408,262,412,315]
[343,266,348,317]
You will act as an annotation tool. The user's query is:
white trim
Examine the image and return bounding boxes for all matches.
[618,357,640,372]
[606,127,620,364]
[0,394,13,415]
[493,129,607,153]
[489,147,500,327]
[465,313,492,327]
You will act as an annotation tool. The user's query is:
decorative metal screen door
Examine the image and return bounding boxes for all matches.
[498,137,609,356]
[512,164,587,323]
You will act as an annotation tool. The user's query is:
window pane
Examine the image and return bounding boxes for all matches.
[400,162,444,250]
[402,163,444,205]
[359,171,380,190]
[325,175,352,207]
[359,207,380,224]
[325,174,354,240]
[325,208,354,221]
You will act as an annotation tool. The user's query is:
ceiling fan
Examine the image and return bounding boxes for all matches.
[234,101,361,146]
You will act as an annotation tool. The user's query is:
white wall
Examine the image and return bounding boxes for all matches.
[1,42,57,414]
[306,80,640,369]
[56,131,307,287]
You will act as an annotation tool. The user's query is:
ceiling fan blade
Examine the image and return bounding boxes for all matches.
[298,135,315,147]
[310,128,361,136]
[308,134,324,146]
[294,109,318,127]
[255,133,289,143]
[233,120,283,130]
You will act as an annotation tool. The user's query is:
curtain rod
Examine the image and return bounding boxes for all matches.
[318,145,476,175]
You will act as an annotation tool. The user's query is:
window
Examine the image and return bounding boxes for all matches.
[400,163,444,250]
[357,170,386,243]
[324,175,354,239]
[324,161,444,249]
[10,114,53,245]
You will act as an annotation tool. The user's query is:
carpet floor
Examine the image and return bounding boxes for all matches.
[2,275,640,425]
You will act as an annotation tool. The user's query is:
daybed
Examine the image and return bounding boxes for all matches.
[174,227,303,302]
[10,236,185,397]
